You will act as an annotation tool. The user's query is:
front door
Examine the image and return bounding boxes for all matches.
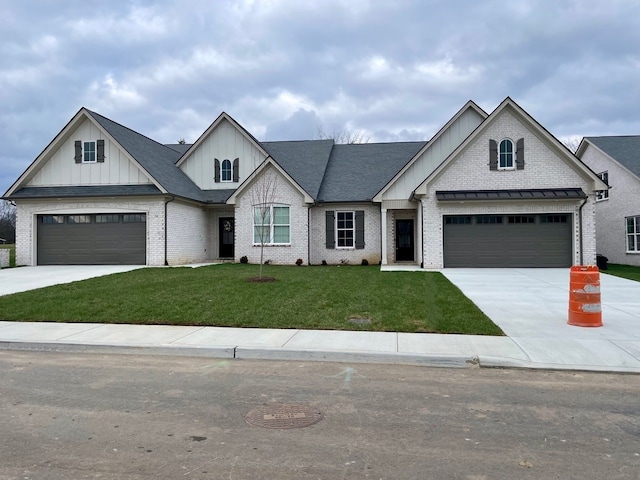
[395,219,414,262]
[219,217,235,258]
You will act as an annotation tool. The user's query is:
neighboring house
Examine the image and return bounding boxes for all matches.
[3,97,607,268]
[577,136,640,266]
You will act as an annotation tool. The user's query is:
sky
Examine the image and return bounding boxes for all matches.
[2,0,640,195]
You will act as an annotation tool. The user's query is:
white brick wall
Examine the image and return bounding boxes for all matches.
[0,249,9,268]
[309,204,381,265]
[420,110,598,268]
[14,198,166,266]
[166,200,210,265]
[580,144,640,266]
[234,167,309,265]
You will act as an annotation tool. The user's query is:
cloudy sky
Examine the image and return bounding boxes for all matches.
[2,0,639,194]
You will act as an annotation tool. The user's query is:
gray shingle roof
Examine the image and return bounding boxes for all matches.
[587,136,640,178]
[262,140,334,198]
[87,111,209,202]
[316,142,426,202]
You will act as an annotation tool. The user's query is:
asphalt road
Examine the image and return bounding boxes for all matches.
[1,351,639,479]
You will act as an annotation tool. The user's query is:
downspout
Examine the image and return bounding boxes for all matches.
[578,196,588,266]
[164,196,175,266]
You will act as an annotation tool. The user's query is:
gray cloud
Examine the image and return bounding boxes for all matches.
[2,0,640,193]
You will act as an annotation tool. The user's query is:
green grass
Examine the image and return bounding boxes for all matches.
[0,264,503,335]
[602,263,640,282]
[0,244,15,268]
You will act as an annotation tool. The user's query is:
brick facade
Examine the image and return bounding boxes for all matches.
[166,200,210,265]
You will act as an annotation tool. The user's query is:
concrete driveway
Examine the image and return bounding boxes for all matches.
[0,265,145,296]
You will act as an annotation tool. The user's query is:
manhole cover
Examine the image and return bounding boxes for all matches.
[245,403,324,429]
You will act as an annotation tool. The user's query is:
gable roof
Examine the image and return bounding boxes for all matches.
[414,97,608,195]
[262,140,334,199]
[317,141,426,202]
[581,136,640,179]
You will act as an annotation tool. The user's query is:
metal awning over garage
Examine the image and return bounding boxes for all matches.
[37,213,146,265]
[436,188,587,202]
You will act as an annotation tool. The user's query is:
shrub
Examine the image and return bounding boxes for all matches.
[361,259,369,266]
[295,258,303,266]
[240,256,248,264]
[321,260,328,266]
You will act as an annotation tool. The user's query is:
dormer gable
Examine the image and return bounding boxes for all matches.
[177,112,270,190]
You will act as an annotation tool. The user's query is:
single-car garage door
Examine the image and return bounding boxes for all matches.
[37,213,146,265]
[443,214,572,267]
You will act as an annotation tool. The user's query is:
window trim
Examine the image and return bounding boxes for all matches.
[498,138,515,170]
[626,215,640,253]
[596,171,609,201]
[253,204,291,245]
[335,211,355,249]
[83,141,97,163]
[221,159,232,182]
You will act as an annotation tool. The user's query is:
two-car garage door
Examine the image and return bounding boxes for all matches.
[443,214,572,267]
[37,213,146,265]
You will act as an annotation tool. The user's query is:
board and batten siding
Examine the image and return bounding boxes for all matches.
[27,118,152,187]
[179,118,267,190]
[381,108,484,201]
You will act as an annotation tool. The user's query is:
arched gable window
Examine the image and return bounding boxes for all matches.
[499,139,514,169]
[221,159,232,182]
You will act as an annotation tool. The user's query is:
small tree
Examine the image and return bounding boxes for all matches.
[315,125,370,144]
[250,169,279,279]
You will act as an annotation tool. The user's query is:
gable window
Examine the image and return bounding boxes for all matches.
[499,139,514,169]
[336,211,355,248]
[253,205,290,245]
[83,142,96,163]
[627,216,640,253]
[221,159,232,182]
[596,171,609,201]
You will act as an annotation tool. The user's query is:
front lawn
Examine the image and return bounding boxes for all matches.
[0,264,503,335]
[603,263,640,282]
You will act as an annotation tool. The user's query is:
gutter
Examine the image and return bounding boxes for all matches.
[578,196,588,265]
[164,196,175,266]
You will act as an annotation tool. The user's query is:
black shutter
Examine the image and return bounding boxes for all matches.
[74,140,82,163]
[232,158,239,182]
[516,138,525,170]
[325,211,335,249]
[355,210,365,249]
[214,158,220,183]
[97,139,105,163]
[489,139,498,171]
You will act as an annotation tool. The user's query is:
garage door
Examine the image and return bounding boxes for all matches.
[37,213,146,265]
[443,214,572,267]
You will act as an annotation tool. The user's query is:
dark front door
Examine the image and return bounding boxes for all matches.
[395,219,414,262]
[219,217,235,258]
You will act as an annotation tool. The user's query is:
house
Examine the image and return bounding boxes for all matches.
[577,136,640,266]
[3,97,607,268]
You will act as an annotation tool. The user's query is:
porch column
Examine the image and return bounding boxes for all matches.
[381,208,388,265]
[416,203,423,268]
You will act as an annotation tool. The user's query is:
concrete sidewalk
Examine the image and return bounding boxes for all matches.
[1,267,639,373]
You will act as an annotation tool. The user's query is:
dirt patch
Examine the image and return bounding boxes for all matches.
[247,276,276,283]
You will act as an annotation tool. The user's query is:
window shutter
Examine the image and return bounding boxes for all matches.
[355,210,365,249]
[515,138,525,170]
[489,139,498,171]
[325,211,335,249]
[97,139,105,163]
[74,140,82,163]
[214,158,220,183]
[232,158,239,182]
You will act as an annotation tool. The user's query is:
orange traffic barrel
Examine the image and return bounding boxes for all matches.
[568,265,602,327]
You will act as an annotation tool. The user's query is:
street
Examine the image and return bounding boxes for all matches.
[1,350,639,479]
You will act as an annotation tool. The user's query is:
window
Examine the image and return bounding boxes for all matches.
[83,141,96,163]
[476,215,503,224]
[221,159,232,182]
[508,215,535,224]
[541,215,568,223]
[253,205,290,244]
[336,211,355,248]
[445,216,472,225]
[596,171,609,201]
[96,214,120,223]
[68,215,92,224]
[627,216,640,253]
[41,215,64,224]
[122,214,146,223]
[499,139,514,169]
